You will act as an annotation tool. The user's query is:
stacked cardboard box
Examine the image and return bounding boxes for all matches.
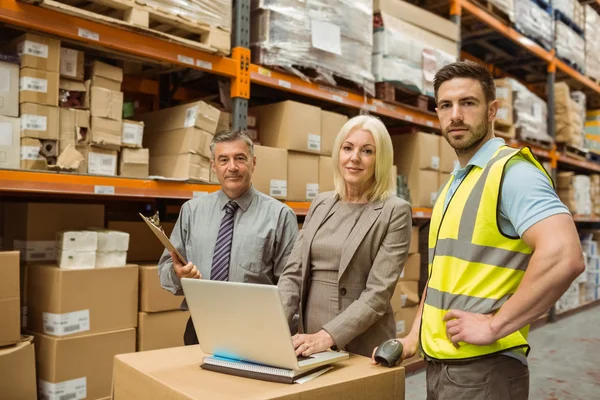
[0,251,21,348]
[0,57,20,169]
[557,172,591,215]
[0,336,37,399]
[555,20,585,74]
[591,175,600,216]
[392,132,441,207]
[493,78,515,137]
[393,227,420,338]
[585,6,600,83]
[138,265,189,351]
[372,0,458,95]
[120,120,149,177]
[138,100,220,181]
[555,82,585,147]
[56,230,130,269]
[585,109,600,153]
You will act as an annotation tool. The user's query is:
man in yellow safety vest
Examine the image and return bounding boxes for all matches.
[373,61,585,399]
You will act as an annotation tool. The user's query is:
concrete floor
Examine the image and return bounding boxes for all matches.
[404,306,600,400]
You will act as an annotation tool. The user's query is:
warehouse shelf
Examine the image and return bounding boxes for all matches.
[555,298,600,319]
[573,215,600,223]
[557,153,600,173]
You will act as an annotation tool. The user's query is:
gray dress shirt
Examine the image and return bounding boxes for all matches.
[158,186,299,309]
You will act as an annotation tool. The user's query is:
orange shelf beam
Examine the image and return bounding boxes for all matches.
[249,64,440,129]
[0,0,237,77]
[555,59,600,94]
[557,153,600,173]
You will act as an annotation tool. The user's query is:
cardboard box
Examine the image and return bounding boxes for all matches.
[3,202,104,262]
[86,86,123,121]
[390,280,420,312]
[77,145,118,176]
[394,306,419,338]
[0,251,20,347]
[58,78,87,109]
[20,137,48,170]
[150,153,210,181]
[439,137,458,173]
[137,310,189,351]
[409,226,419,254]
[288,152,319,201]
[91,76,122,92]
[60,47,85,81]
[89,60,124,83]
[139,101,221,135]
[120,148,149,178]
[412,170,439,207]
[0,115,20,169]
[34,328,135,400]
[0,337,37,400]
[27,264,138,336]
[113,346,405,400]
[90,116,122,149]
[0,61,19,117]
[19,103,59,140]
[374,0,459,42]
[59,108,90,153]
[439,172,451,188]
[392,132,440,171]
[321,110,348,156]
[14,32,61,72]
[144,127,213,158]
[319,155,334,193]
[139,265,182,312]
[19,68,59,107]
[107,221,175,262]
[400,253,420,281]
[122,120,144,148]
[252,145,288,199]
[494,79,513,103]
[251,101,322,154]
[496,99,513,126]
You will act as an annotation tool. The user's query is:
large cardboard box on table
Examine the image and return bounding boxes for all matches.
[13,32,61,72]
[400,253,421,281]
[19,68,59,107]
[0,337,37,400]
[394,306,419,338]
[137,310,189,351]
[112,346,405,400]
[150,153,210,181]
[288,152,319,201]
[139,265,182,312]
[20,102,59,140]
[0,61,19,117]
[34,328,135,400]
[253,145,288,200]
[320,110,348,156]
[319,155,334,193]
[0,115,20,169]
[0,251,20,347]
[107,221,175,262]
[138,100,221,135]
[120,148,149,178]
[26,264,138,337]
[251,101,322,154]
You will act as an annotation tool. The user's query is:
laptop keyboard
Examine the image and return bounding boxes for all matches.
[297,355,314,362]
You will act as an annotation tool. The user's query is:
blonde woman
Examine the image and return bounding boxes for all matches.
[278,115,412,358]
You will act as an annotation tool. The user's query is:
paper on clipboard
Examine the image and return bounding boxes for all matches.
[139,213,187,265]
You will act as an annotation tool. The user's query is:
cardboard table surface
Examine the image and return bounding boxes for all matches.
[113,345,405,400]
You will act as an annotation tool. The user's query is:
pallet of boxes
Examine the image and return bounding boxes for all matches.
[2,201,138,400]
[556,171,592,216]
[554,82,586,151]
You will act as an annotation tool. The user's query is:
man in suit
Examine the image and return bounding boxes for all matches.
[158,129,299,345]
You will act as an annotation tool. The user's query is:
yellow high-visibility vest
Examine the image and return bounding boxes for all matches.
[421,145,552,360]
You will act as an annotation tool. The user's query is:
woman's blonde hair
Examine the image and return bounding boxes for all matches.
[331,115,394,202]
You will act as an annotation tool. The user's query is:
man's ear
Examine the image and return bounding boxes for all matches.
[488,99,499,123]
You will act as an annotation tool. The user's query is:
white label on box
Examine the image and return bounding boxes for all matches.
[20,77,48,93]
[196,59,213,70]
[19,40,49,58]
[496,108,509,121]
[308,133,321,151]
[94,185,115,195]
[396,320,406,335]
[270,179,287,197]
[39,377,87,400]
[278,79,291,89]
[13,240,55,261]
[310,20,341,55]
[22,114,47,132]
[426,121,434,127]
[332,94,343,103]
[122,122,143,146]
[88,152,117,176]
[177,54,194,65]
[78,28,99,41]
[431,156,440,170]
[0,66,11,92]
[306,183,319,200]
[496,87,510,100]
[400,294,408,308]
[43,310,90,336]
[405,115,413,122]
[60,48,79,78]
[21,145,44,160]
[0,122,13,146]
[184,106,199,128]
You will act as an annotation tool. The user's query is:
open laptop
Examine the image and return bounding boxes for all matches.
[181,279,348,371]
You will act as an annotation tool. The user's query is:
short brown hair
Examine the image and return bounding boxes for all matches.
[433,61,496,103]
[209,129,254,159]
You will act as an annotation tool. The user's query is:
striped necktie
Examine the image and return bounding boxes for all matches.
[211,201,239,281]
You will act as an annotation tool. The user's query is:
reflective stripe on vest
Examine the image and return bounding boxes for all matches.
[421,146,551,361]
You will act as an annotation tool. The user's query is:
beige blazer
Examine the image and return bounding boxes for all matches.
[278,191,412,357]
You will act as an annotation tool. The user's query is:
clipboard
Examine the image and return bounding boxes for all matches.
[139,212,188,265]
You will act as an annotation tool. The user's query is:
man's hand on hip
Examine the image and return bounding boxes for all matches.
[170,251,202,279]
[443,310,498,347]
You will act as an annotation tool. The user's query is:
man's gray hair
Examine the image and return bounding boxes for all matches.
[209,129,254,159]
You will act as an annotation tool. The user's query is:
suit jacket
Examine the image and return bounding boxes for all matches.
[278,191,412,357]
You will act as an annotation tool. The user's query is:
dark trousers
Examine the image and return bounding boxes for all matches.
[183,316,199,346]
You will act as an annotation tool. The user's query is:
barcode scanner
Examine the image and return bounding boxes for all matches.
[374,339,403,368]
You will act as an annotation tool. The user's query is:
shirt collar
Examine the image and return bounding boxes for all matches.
[451,137,506,175]
[218,185,256,212]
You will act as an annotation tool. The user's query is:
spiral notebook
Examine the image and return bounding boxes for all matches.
[201,356,334,384]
